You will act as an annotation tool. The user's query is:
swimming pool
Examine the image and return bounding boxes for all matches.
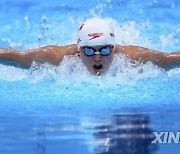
[0,0,180,153]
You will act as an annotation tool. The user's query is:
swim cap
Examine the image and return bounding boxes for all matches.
[77,18,115,50]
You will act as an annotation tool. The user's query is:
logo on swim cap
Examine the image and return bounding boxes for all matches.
[77,18,115,50]
[88,32,103,40]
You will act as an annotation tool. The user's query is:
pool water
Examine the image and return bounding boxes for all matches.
[0,0,180,153]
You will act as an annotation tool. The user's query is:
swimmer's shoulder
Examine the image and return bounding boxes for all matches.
[115,44,157,58]
[115,44,142,54]
[45,44,78,56]
[115,45,137,57]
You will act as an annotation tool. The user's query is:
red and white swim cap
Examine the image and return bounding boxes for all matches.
[77,18,115,50]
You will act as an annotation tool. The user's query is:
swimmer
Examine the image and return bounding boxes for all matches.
[0,18,179,75]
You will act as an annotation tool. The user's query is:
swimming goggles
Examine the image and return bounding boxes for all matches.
[82,46,114,56]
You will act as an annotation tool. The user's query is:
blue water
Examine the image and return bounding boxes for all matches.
[0,0,180,154]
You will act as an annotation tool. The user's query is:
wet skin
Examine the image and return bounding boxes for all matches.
[79,45,115,75]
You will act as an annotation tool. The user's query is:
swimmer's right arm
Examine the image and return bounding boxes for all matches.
[115,45,180,69]
[0,44,78,69]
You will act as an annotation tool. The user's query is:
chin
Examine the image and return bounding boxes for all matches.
[92,68,106,76]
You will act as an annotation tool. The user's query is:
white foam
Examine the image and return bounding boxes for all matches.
[12,54,163,86]
[0,64,27,81]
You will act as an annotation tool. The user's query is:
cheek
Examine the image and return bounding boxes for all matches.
[104,55,113,64]
[81,55,92,65]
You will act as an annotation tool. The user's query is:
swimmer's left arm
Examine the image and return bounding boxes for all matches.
[0,44,78,68]
[115,45,180,69]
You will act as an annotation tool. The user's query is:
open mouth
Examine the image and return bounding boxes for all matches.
[93,64,103,75]
[93,64,103,70]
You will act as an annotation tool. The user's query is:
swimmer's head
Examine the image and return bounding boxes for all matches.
[77,18,115,50]
[77,18,115,75]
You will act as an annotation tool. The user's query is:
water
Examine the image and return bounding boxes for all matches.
[0,0,180,153]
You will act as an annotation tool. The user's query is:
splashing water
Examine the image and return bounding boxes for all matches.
[0,53,165,85]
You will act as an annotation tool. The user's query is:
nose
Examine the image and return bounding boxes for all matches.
[93,55,102,62]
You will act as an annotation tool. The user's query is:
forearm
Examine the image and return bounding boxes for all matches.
[0,48,33,68]
[137,51,180,69]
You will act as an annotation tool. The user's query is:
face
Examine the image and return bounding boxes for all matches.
[79,45,115,75]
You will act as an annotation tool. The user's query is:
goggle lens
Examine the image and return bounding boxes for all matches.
[100,47,112,56]
[84,48,95,56]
